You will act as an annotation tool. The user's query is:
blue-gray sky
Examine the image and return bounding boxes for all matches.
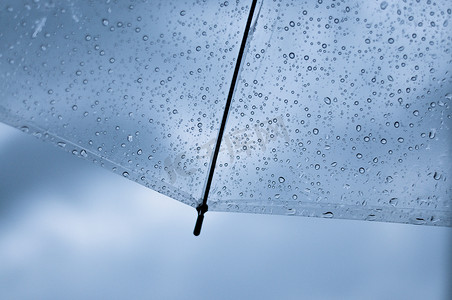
[0,123,450,300]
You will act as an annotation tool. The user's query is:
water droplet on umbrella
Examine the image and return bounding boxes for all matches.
[380,1,388,10]
[324,97,331,105]
[389,198,398,206]
[323,212,334,218]
[413,218,426,225]
[278,176,285,183]
[445,93,452,101]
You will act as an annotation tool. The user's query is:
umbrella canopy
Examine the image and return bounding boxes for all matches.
[1,0,451,232]
[209,0,452,227]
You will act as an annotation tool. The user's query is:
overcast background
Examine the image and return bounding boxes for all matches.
[0,122,451,299]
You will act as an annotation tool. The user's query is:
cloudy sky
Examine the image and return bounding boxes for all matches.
[0,122,450,300]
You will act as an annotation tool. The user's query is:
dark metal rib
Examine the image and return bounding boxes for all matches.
[193,0,258,236]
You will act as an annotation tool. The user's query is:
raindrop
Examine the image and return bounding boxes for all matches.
[389,198,398,206]
[433,172,442,180]
[289,52,295,59]
[380,1,388,10]
[278,176,285,183]
[359,167,365,174]
[286,208,296,215]
[102,19,109,26]
[445,93,452,101]
[413,218,426,225]
[122,171,129,177]
[323,97,331,105]
[322,212,334,218]
[180,10,186,16]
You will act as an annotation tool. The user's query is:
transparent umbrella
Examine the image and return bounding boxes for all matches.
[1,0,451,235]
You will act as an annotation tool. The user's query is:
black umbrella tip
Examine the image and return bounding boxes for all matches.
[193,214,204,236]
[193,204,208,236]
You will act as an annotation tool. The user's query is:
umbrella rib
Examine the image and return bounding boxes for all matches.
[194,0,258,236]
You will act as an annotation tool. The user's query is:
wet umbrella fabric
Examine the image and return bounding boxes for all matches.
[0,0,450,231]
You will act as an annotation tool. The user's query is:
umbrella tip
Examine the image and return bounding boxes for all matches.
[193,203,208,236]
